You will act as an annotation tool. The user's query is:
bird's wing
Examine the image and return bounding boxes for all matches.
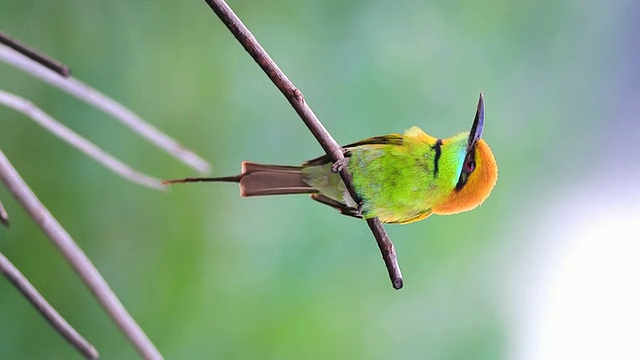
[310,194,363,218]
[343,134,404,148]
[303,134,404,166]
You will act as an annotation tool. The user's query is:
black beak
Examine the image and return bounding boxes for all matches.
[467,93,484,152]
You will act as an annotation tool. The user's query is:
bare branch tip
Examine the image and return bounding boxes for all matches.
[0,32,72,77]
[0,149,162,359]
[0,252,99,358]
[206,0,404,290]
[393,278,404,290]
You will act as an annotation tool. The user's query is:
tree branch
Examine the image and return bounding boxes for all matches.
[0,44,211,175]
[0,31,71,77]
[203,0,403,289]
[0,251,99,359]
[0,90,164,190]
[0,149,163,360]
[0,199,8,227]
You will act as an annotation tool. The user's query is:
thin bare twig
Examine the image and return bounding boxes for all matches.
[0,199,8,227]
[0,90,164,190]
[0,251,99,359]
[0,44,211,174]
[203,0,403,289]
[0,31,71,77]
[0,149,163,360]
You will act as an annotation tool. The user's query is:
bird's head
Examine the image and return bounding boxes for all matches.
[433,94,498,215]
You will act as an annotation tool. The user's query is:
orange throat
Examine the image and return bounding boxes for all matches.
[433,140,498,215]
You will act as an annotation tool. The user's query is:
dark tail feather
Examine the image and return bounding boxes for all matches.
[162,161,317,197]
[237,162,317,196]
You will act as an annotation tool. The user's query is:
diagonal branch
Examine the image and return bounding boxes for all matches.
[0,251,99,359]
[0,90,164,190]
[0,148,163,360]
[0,44,211,175]
[0,199,8,227]
[0,31,71,77]
[203,0,403,289]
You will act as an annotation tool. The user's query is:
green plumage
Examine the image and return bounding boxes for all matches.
[163,94,497,225]
[302,127,468,223]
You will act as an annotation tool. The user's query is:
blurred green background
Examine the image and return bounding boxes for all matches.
[1,0,639,359]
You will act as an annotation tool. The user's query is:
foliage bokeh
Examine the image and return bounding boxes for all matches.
[1,0,638,358]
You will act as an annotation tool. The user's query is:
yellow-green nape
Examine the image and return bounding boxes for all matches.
[403,126,437,142]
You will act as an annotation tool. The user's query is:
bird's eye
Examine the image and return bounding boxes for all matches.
[465,159,476,173]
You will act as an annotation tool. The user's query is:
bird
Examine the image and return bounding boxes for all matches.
[163,93,497,224]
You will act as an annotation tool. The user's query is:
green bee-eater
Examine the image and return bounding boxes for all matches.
[165,94,497,224]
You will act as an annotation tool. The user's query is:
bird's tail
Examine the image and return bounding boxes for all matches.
[162,161,317,197]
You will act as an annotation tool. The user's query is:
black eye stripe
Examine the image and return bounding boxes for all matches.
[432,139,443,178]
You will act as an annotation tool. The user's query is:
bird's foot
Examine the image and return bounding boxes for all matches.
[355,201,364,217]
[331,157,348,173]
